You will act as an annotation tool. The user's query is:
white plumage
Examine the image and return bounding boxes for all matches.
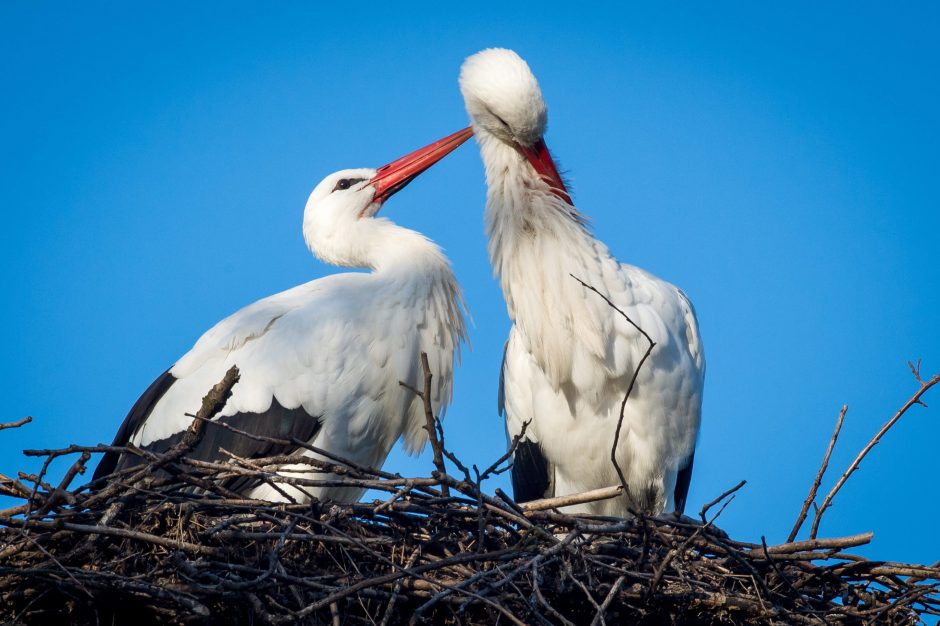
[460,49,704,516]
[95,129,471,504]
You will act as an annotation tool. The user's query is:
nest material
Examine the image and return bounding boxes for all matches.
[1,366,938,625]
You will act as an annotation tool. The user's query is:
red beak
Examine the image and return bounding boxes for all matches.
[371,127,474,204]
[517,138,572,205]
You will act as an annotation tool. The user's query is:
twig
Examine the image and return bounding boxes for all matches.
[379,547,421,626]
[478,420,529,482]
[810,372,940,538]
[520,485,623,512]
[570,274,655,504]
[0,473,32,500]
[765,532,874,554]
[0,518,224,556]
[0,416,32,431]
[788,405,848,542]
[400,353,449,498]
[590,575,625,626]
[699,479,746,523]
[35,451,91,515]
[175,365,242,454]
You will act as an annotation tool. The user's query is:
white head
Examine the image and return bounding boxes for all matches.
[303,168,382,267]
[459,48,547,147]
[303,128,473,268]
[459,48,570,204]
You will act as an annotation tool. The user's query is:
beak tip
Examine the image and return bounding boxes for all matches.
[369,127,475,203]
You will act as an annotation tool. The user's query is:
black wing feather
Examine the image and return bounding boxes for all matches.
[94,369,322,496]
[511,440,552,503]
[673,452,695,515]
[93,368,176,480]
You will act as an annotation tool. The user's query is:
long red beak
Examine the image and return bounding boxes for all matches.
[371,127,474,204]
[517,139,572,205]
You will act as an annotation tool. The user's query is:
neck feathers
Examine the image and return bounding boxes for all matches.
[374,220,469,358]
[480,135,613,387]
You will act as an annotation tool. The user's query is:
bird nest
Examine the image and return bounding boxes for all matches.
[1,364,938,625]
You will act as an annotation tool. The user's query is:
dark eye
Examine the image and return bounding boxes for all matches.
[493,113,511,129]
[485,106,512,131]
[332,177,365,193]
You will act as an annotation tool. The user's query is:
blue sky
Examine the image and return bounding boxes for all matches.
[2,2,938,567]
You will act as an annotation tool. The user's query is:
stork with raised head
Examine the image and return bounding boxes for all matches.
[93,128,472,503]
[459,49,704,516]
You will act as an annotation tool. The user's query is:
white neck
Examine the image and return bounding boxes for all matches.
[305,210,465,349]
[368,219,449,274]
[478,133,613,387]
[370,219,468,356]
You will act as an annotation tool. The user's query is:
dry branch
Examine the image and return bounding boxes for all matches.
[810,369,940,539]
[0,416,32,431]
[520,485,623,512]
[788,404,847,542]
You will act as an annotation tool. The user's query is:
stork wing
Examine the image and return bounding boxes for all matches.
[93,368,175,480]
[93,280,332,485]
[92,368,322,488]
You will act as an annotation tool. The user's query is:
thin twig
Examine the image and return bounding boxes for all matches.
[811,373,940,538]
[700,479,746,523]
[520,485,623,512]
[0,416,32,431]
[788,404,847,542]
[590,575,625,626]
[400,353,449,498]
[570,274,656,504]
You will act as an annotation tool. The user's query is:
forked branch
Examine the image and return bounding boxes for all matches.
[809,368,940,539]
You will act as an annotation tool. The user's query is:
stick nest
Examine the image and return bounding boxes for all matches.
[1,365,938,625]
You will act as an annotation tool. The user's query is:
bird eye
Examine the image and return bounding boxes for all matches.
[484,106,512,131]
[331,178,365,193]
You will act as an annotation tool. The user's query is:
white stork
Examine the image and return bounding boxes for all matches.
[94,128,472,503]
[459,49,704,516]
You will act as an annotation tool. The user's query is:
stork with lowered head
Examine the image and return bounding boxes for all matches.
[459,48,705,516]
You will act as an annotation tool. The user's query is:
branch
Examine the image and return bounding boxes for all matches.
[179,365,242,451]
[400,353,449,497]
[699,479,746,524]
[570,274,655,504]
[79,366,240,513]
[0,416,32,431]
[764,532,874,555]
[478,420,530,482]
[520,485,623,512]
[787,404,847,542]
[810,371,940,538]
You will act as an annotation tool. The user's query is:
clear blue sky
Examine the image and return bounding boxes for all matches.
[2,2,938,566]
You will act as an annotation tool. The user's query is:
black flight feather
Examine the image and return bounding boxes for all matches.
[93,369,322,496]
